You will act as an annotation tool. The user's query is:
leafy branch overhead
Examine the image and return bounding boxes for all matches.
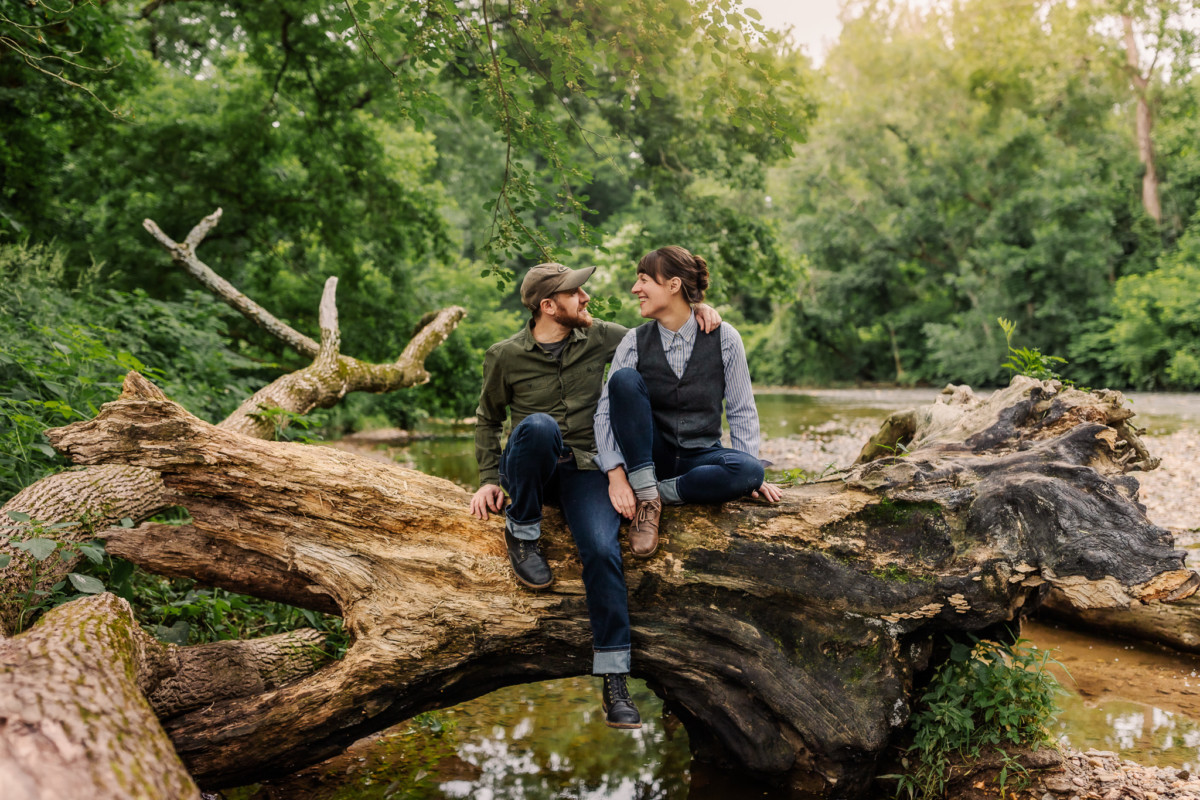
[338,0,813,260]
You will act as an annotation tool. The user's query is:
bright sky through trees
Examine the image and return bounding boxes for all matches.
[748,0,845,61]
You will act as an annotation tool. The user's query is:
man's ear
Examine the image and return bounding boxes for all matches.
[539,297,558,318]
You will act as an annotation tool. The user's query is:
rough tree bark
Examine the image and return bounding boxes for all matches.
[2,372,1186,799]
[0,591,334,799]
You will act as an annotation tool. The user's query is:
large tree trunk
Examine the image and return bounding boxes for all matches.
[0,593,200,800]
[0,591,334,799]
[14,372,1189,799]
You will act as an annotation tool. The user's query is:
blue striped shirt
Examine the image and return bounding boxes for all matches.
[593,314,761,473]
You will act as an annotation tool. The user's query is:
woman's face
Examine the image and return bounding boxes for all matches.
[631,271,675,319]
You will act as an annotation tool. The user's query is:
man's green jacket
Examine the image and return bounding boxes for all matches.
[474,320,627,487]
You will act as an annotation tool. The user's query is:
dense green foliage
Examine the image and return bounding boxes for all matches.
[6,0,1198,425]
[1,0,810,428]
[891,637,1062,800]
[761,1,1198,388]
[1,1,1197,466]
[0,243,264,499]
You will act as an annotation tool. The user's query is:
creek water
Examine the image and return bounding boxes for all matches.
[231,389,1200,800]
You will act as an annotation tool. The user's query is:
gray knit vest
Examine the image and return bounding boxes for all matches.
[635,322,724,450]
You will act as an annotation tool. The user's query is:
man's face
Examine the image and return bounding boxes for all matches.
[546,286,593,328]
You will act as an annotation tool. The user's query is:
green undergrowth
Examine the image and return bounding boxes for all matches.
[95,558,347,655]
[885,635,1063,800]
[2,510,111,632]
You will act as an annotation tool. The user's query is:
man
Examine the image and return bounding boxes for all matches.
[469,262,719,729]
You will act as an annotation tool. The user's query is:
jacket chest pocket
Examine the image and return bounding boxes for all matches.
[514,373,560,402]
[563,363,603,398]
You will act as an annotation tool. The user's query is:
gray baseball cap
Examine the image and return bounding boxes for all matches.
[519,262,596,311]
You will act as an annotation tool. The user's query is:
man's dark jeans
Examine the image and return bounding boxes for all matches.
[500,413,630,674]
[607,368,764,503]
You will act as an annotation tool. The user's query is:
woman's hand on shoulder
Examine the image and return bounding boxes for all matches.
[694,303,722,333]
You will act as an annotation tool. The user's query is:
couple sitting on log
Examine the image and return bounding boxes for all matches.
[469,246,780,729]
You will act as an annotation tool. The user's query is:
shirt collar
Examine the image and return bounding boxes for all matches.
[519,319,538,350]
[519,319,588,350]
[657,311,698,344]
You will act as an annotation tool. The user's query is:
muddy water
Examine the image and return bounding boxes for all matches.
[276,388,1200,799]
[1025,619,1200,771]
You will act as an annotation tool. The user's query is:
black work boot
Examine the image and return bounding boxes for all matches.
[504,526,553,589]
[601,673,642,729]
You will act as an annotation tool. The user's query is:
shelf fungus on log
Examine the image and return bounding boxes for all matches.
[3,373,1184,799]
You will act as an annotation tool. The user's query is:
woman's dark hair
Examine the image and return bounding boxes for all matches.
[636,245,709,304]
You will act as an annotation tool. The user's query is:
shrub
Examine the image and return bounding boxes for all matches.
[893,636,1062,800]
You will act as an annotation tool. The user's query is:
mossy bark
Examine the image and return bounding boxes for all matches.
[0,593,200,800]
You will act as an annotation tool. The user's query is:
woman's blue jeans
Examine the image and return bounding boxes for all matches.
[500,413,631,674]
[606,368,764,503]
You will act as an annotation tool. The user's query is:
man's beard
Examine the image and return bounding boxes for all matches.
[557,305,593,329]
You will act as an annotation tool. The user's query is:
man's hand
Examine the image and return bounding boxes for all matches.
[470,484,507,520]
[751,482,782,503]
[694,302,723,333]
[607,467,636,520]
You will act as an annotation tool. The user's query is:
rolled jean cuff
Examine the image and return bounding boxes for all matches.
[658,477,683,505]
[593,646,631,675]
[626,464,658,492]
[505,518,541,542]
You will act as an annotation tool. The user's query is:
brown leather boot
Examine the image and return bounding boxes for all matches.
[630,496,661,558]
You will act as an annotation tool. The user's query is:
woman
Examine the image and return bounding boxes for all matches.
[593,245,781,558]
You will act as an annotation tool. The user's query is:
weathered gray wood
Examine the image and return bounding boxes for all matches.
[1041,587,1200,652]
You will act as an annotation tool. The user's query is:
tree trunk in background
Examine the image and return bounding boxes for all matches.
[1040,589,1200,654]
[13,371,1189,799]
[1123,14,1162,224]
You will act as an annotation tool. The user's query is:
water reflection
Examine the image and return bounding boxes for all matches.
[432,677,692,800]
[1025,619,1200,770]
[1053,697,1200,772]
[230,677,696,799]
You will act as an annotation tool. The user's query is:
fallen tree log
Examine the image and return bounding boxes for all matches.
[866,386,1200,657]
[0,593,200,800]
[1038,586,1200,653]
[0,591,333,800]
[23,372,1191,799]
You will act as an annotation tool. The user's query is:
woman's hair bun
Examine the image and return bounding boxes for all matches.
[692,254,710,295]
